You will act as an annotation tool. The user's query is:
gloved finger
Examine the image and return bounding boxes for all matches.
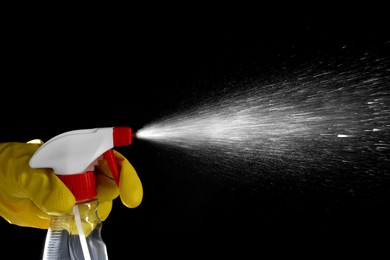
[114,150,143,208]
[97,200,113,221]
[95,171,119,202]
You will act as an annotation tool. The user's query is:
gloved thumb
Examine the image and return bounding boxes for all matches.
[21,167,76,215]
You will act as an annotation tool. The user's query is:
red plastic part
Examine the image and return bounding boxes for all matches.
[100,127,133,188]
[59,171,97,201]
[113,127,132,147]
[103,149,120,187]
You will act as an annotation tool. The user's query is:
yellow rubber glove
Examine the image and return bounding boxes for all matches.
[95,149,143,221]
[0,141,143,229]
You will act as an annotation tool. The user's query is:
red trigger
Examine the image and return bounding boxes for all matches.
[103,149,120,186]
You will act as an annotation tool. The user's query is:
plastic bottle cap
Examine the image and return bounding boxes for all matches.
[59,171,97,201]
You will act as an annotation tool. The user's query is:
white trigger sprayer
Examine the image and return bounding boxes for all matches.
[29,126,133,260]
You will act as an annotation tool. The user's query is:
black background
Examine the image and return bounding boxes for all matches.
[1,7,389,259]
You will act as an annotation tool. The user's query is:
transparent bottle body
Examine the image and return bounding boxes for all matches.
[42,199,108,260]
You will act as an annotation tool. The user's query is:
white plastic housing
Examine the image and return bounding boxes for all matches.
[29,127,114,175]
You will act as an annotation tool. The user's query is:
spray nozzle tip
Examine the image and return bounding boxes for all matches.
[113,127,133,147]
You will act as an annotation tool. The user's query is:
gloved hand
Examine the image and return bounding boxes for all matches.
[0,140,143,229]
[95,149,143,220]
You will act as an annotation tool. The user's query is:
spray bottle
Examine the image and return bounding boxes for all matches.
[29,126,133,260]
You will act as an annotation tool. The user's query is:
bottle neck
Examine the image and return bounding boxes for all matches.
[69,199,100,236]
[75,199,99,215]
